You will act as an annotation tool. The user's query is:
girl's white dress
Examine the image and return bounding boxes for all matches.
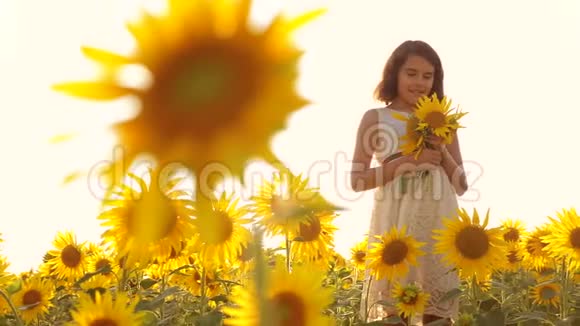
[360,107,460,322]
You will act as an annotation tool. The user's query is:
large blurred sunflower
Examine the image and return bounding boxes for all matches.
[53,0,325,188]
[46,231,88,281]
[224,266,334,325]
[433,208,505,280]
[250,170,338,237]
[192,192,252,268]
[12,276,54,324]
[69,291,145,326]
[290,212,337,263]
[391,282,430,319]
[366,226,425,282]
[521,225,552,271]
[542,208,580,270]
[98,169,196,266]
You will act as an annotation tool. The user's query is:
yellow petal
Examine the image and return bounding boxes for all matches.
[48,133,77,144]
[52,82,133,100]
[81,46,132,68]
[286,8,327,32]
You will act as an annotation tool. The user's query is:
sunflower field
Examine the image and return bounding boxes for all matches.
[2,0,580,325]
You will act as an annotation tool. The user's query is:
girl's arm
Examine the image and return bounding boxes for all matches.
[439,133,468,196]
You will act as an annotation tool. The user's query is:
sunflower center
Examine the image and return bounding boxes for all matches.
[503,228,520,242]
[95,259,111,274]
[90,319,118,326]
[149,44,260,135]
[401,290,419,305]
[298,218,321,241]
[569,228,580,248]
[424,111,446,129]
[355,251,366,263]
[455,226,489,259]
[270,291,306,326]
[61,245,82,267]
[540,286,557,300]
[202,211,234,245]
[170,55,235,109]
[22,289,42,307]
[381,240,409,265]
[507,250,521,264]
[271,195,303,221]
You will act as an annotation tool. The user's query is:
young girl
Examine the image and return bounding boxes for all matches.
[350,40,468,325]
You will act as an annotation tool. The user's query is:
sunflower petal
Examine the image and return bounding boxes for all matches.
[52,82,133,100]
[81,46,132,68]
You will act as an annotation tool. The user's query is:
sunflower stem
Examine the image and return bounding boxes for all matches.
[470,275,479,314]
[363,276,373,323]
[285,230,291,273]
[560,258,569,320]
[200,267,207,317]
[0,289,23,326]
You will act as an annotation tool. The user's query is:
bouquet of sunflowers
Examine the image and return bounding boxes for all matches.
[392,93,467,159]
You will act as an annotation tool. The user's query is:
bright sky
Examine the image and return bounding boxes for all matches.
[1,0,579,273]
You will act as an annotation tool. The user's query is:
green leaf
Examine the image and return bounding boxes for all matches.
[140,311,158,326]
[140,278,158,290]
[135,286,181,311]
[382,315,404,324]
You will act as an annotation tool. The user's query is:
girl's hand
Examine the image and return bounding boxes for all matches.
[425,135,444,148]
[415,148,442,166]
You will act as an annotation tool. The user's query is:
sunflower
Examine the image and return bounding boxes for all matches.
[98,169,196,266]
[414,94,466,141]
[0,255,15,288]
[149,244,194,276]
[224,266,334,326]
[88,251,119,278]
[169,266,222,297]
[250,170,339,237]
[501,218,526,243]
[53,0,325,188]
[392,94,466,159]
[531,283,560,307]
[542,208,580,270]
[350,237,368,271]
[69,291,145,326]
[521,225,552,271]
[433,208,505,280]
[231,241,257,275]
[503,242,524,272]
[391,282,430,319]
[12,276,54,324]
[290,212,337,263]
[46,231,88,281]
[366,226,425,282]
[192,192,252,268]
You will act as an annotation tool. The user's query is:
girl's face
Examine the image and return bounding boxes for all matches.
[395,55,435,108]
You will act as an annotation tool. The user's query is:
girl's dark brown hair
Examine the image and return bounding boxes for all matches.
[374,40,444,104]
